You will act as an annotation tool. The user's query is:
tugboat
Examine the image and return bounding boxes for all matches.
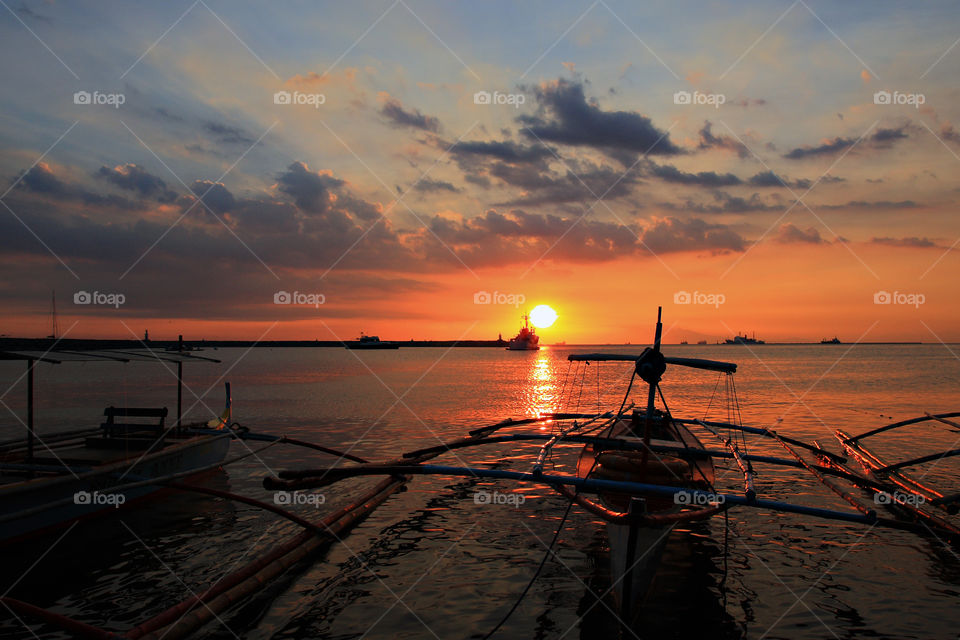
[724,332,765,345]
[506,313,540,351]
[346,332,400,349]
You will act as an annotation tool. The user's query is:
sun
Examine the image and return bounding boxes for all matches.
[529,304,558,329]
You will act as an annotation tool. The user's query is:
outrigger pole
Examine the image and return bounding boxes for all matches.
[264,462,934,531]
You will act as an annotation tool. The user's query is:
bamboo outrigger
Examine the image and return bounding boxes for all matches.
[2,311,958,638]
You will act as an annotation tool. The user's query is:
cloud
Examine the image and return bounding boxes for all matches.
[379,95,441,132]
[746,170,843,189]
[202,121,255,145]
[14,163,141,209]
[647,161,742,187]
[783,125,913,159]
[424,209,743,265]
[729,98,767,109]
[15,4,51,22]
[187,180,236,214]
[870,236,938,248]
[276,161,344,213]
[661,191,780,214]
[639,217,745,254]
[493,159,641,206]
[698,121,749,158]
[519,78,681,160]
[409,178,460,193]
[775,223,825,244]
[96,164,177,202]
[450,139,552,165]
[821,199,920,210]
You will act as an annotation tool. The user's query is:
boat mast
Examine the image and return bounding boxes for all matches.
[48,290,59,340]
[643,307,663,448]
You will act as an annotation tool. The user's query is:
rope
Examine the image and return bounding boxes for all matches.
[481,495,575,639]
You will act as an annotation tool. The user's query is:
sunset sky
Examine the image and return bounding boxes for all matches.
[1,1,959,343]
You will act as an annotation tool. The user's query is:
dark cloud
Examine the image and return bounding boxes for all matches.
[203,121,255,145]
[424,209,743,264]
[451,139,552,165]
[380,97,441,133]
[1,164,414,276]
[409,178,460,193]
[639,217,745,254]
[698,121,749,158]
[821,199,920,210]
[746,171,843,189]
[647,161,741,187]
[775,223,825,244]
[188,180,236,214]
[276,161,344,213]
[493,159,641,206]
[729,98,767,109]
[783,125,913,159]
[96,164,177,202]
[519,79,681,160]
[153,107,186,123]
[15,4,51,22]
[14,163,141,209]
[661,190,780,214]
[870,236,938,248]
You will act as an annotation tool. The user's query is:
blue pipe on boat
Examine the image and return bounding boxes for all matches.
[322,463,883,526]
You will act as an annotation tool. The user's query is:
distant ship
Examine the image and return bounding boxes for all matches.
[506,313,540,351]
[680,340,688,345]
[697,340,707,345]
[820,337,842,344]
[346,333,400,349]
[725,333,765,345]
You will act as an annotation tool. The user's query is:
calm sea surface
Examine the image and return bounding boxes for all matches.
[1,345,959,639]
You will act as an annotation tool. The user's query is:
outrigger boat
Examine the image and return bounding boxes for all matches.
[260,308,960,631]
[2,311,958,638]
[0,348,232,544]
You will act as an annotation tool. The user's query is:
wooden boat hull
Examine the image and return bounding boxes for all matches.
[0,433,231,543]
[606,518,674,613]
[577,417,714,617]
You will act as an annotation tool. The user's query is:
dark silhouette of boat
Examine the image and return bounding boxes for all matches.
[725,333,765,345]
[506,313,539,350]
[346,333,400,349]
[820,337,842,344]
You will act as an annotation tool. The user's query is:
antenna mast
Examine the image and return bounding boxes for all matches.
[48,291,60,339]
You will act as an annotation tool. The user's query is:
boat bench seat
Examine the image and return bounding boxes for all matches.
[101,407,168,437]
